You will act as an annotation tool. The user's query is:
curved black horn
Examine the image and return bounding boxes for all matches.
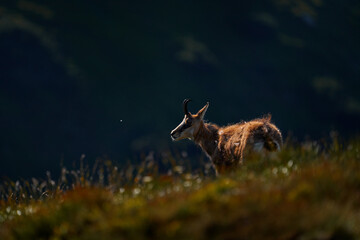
[183,98,192,116]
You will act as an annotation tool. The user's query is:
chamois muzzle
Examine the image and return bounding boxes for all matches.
[170,130,177,141]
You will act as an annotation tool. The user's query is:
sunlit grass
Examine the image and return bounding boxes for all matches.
[1,138,360,239]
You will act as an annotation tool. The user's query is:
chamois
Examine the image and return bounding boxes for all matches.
[170,99,283,175]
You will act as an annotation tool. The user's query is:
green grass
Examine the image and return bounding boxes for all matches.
[1,139,360,240]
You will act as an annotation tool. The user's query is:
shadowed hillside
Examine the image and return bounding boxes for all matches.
[1,0,360,179]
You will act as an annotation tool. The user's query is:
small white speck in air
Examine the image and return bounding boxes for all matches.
[120,120,123,122]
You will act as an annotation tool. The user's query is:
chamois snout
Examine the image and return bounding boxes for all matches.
[170,128,180,141]
[170,116,194,141]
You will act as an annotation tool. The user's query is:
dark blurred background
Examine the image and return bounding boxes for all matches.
[1,0,360,179]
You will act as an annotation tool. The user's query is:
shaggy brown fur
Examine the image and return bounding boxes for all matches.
[194,117,282,174]
[171,100,283,175]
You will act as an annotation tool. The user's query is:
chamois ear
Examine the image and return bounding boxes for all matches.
[196,102,209,120]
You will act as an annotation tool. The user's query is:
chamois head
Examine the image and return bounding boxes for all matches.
[170,99,209,141]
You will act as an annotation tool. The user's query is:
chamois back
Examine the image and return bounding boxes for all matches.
[200,116,282,174]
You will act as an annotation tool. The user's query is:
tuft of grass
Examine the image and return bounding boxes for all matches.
[1,139,360,239]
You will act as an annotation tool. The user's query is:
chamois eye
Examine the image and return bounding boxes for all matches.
[182,119,192,128]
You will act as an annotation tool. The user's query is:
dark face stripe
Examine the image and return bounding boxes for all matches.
[178,119,193,132]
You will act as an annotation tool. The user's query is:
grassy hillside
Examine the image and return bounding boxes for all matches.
[1,139,360,240]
